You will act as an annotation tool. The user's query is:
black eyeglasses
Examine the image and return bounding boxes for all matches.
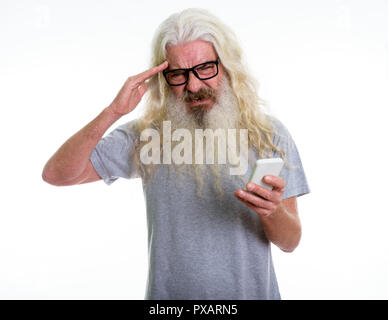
[163,59,220,86]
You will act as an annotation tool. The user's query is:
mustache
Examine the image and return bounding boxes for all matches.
[183,87,217,103]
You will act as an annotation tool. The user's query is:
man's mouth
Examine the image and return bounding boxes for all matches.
[188,98,209,105]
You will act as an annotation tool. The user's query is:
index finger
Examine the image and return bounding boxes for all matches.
[134,61,168,84]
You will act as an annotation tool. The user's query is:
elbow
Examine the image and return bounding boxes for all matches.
[42,169,57,186]
[42,163,85,186]
[280,244,298,253]
[279,241,299,253]
[42,165,63,186]
[279,231,302,253]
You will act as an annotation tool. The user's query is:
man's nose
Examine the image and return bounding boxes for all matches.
[186,71,202,93]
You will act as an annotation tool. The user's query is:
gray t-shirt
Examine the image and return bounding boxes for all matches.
[90,118,310,300]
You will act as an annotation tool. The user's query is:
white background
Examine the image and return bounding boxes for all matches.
[1,0,387,299]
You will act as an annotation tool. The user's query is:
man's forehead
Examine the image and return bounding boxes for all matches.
[165,40,218,69]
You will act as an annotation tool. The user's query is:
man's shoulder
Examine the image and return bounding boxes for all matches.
[267,115,291,141]
[115,118,140,138]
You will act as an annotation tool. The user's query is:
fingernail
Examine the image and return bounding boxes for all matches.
[247,183,254,191]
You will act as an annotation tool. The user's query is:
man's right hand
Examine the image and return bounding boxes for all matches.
[107,61,168,116]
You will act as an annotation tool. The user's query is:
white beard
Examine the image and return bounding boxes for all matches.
[166,77,239,134]
[163,77,246,197]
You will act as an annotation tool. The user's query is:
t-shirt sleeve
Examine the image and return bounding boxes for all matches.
[90,120,140,185]
[271,118,310,199]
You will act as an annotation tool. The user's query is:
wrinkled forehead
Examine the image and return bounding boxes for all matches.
[165,39,218,69]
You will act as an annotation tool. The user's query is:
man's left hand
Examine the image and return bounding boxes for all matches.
[234,175,286,217]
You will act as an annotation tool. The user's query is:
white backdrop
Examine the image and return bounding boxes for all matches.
[1,0,387,299]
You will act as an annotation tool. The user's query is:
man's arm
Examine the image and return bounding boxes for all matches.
[42,61,168,186]
[234,175,301,252]
[42,107,120,186]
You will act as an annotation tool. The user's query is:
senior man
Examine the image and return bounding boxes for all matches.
[42,8,310,299]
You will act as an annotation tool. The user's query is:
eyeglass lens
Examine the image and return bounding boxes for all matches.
[165,61,218,85]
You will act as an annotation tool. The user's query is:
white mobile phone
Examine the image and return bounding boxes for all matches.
[248,158,284,190]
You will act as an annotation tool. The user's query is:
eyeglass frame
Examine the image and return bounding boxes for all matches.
[162,59,220,86]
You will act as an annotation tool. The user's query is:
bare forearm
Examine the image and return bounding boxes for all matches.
[42,106,121,184]
[260,202,301,252]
